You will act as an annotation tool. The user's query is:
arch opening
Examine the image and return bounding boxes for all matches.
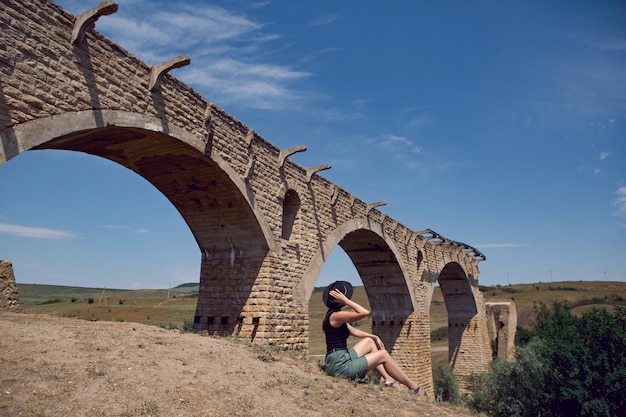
[303,223,414,360]
[308,248,364,357]
[281,188,300,241]
[0,148,201,287]
[1,114,274,333]
[32,125,270,256]
[437,262,478,371]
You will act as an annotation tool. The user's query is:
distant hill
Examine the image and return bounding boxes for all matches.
[174,282,199,289]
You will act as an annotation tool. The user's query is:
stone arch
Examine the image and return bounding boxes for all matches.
[424,260,491,384]
[1,110,274,256]
[297,219,412,306]
[297,218,414,347]
[281,188,300,241]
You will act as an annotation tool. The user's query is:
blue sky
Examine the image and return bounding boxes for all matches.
[1,0,625,290]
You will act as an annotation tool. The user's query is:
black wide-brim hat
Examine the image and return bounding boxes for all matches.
[323,281,353,310]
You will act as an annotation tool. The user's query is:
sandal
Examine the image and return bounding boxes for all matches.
[409,386,430,398]
[384,380,398,388]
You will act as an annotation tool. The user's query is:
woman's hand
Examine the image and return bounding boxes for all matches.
[329,289,349,305]
[372,335,385,350]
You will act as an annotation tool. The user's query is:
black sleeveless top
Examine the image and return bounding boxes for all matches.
[323,310,349,354]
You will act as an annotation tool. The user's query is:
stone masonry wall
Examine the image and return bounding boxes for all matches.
[0,260,21,312]
[486,301,517,361]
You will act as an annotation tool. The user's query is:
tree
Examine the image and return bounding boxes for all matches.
[468,302,626,417]
[533,302,626,417]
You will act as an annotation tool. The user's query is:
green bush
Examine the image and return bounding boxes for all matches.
[467,340,549,417]
[182,319,194,332]
[514,326,533,346]
[430,326,448,341]
[467,302,626,417]
[532,302,626,416]
[433,362,459,403]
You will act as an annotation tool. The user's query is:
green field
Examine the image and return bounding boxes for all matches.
[16,280,626,369]
[16,283,199,329]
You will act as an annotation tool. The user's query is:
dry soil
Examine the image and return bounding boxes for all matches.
[0,312,477,417]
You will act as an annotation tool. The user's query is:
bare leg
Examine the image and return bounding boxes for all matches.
[363,349,420,391]
[352,338,394,384]
[352,338,392,381]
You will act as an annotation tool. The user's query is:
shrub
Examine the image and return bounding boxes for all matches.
[433,362,459,403]
[532,302,626,416]
[514,326,533,346]
[467,340,549,417]
[38,298,62,305]
[430,326,448,341]
[467,302,626,417]
[182,319,194,332]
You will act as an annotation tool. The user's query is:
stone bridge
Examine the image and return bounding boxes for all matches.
[1,0,494,390]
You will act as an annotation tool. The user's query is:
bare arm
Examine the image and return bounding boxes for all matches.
[328,289,370,326]
[347,323,385,350]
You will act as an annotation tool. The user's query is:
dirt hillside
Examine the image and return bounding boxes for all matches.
[0,312,477,417]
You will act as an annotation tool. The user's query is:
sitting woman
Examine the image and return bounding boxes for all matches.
[322,280,428,396]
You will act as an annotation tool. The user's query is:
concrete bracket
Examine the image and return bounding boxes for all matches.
[329,185,340,206]
[149,55,191,91]
[244,158,255,180]
[305,163,331,182]
[366,201,386,216]
[278,145,306,168]
[245,129,255,148]
[71,0,118,45]
[203,106,214,153]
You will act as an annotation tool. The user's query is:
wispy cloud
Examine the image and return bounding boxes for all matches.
[102,225,150,234]
[593,119,616,130]
[90,1,311,110]
[102,225,129,230]
[0,223,80,239]
[381,134,422,153]
[613,186,626,220]
[600,151,611,160]
[397,107,435,130]
[305,14,339,27]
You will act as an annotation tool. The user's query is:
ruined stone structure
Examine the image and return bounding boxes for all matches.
[486,301,517,361]
[1,0,494,390]
[0,260,21,312]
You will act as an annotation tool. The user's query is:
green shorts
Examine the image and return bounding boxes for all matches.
[324,348,368,380]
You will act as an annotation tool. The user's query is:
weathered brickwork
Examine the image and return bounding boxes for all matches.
[0,260,21,312]
[0,0,496,390]
[486,301,517,361]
